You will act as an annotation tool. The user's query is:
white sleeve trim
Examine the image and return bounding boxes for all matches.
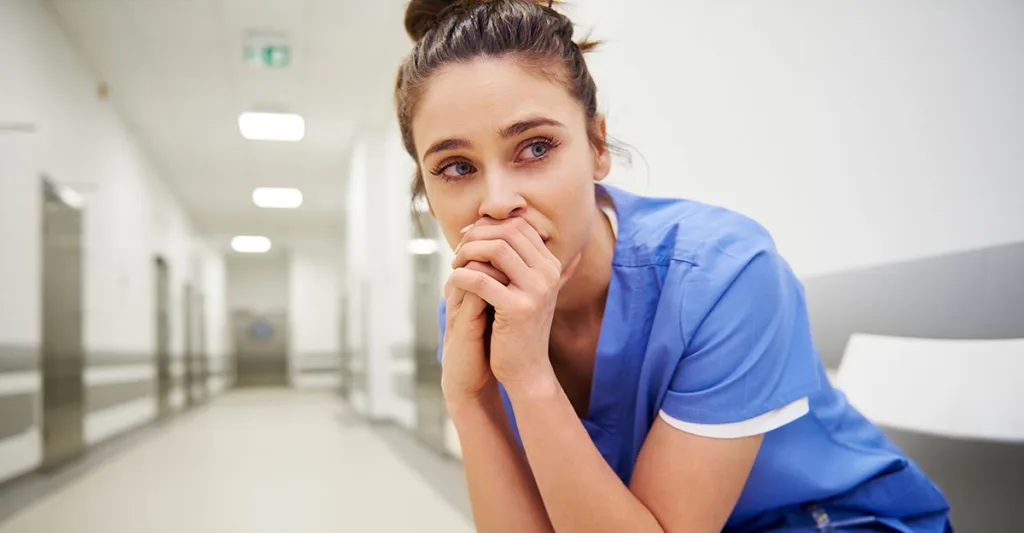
[658,397,810,439]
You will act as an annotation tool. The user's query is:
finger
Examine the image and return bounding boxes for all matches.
[557,252,583,291]
[463,219,551,269]
[458,292,488,322]
[450,267,516,309]
[453,240,534,287]
[444,283,466,329]
[464,260,510,286]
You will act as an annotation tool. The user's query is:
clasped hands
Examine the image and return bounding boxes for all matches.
[441,217,581,406]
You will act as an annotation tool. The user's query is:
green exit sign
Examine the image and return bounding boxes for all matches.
[244,44,291,68]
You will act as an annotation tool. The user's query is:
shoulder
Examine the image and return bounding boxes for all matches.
[610,186,780,271]
[608,186,801,342]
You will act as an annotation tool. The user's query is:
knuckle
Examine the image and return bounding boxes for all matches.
[491,240,512,259]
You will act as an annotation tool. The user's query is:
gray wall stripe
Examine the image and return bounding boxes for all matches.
[293,352,341,370]
[802,242,1024,368]
[86,380,155,413]
[0,393,35,440]
[88,353,156,366]
[0,345,39,373]
[296,368,341,376]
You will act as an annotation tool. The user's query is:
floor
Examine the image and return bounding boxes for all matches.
[0,390,474,533]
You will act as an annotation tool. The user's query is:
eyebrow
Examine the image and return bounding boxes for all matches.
[422,117,566,160]
[423,138,472,159]
[498,117,566,139]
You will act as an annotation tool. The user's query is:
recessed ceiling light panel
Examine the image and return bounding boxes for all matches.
[238,112,304,141]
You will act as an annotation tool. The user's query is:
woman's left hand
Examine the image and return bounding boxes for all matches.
[450,218,582,394]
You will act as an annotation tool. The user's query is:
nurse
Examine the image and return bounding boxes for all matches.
[395,1,952,531]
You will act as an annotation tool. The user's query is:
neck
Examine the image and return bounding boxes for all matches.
[554,202,614,324]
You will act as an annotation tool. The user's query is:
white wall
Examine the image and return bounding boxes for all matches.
[344,126,417,424]
[225,254,290,314]
[288,244,343,389]
[0,0,225,482]
[568,0,1024,276]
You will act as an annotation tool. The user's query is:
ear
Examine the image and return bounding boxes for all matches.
[593,114,612,182]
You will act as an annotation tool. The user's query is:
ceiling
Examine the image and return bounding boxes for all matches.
[45,0,412,248]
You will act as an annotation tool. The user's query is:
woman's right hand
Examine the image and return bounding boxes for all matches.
[440,260,508,406]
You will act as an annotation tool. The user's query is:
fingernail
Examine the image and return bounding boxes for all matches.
[460,224,473,234]
[454,242,462,254]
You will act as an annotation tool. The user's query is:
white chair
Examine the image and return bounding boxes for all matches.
[836,333,1024,443]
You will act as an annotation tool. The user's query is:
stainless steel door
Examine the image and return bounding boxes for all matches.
[182,283,195,406]
[232,311,289,387]
[40,177,85,470]
[155,257,172,418]
[194,292,208,403]
[411,213,447,453]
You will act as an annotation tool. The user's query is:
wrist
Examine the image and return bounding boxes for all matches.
[501,368,561,403]
[445,383,503,419]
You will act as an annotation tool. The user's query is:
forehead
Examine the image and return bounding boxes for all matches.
[411,58,584,148]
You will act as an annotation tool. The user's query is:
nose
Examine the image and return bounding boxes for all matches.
[477,170,526,221]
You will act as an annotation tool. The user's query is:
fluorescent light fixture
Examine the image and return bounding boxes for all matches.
[238,112,304,141]
[231,235,272,253]
[406,238,439,255]
[252,187,303,208]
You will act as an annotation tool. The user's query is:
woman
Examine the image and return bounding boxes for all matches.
[395,1,951,531]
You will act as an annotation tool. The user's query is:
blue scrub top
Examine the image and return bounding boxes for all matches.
[438,184,950,531]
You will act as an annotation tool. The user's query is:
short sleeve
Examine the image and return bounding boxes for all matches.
[659,247,822,436]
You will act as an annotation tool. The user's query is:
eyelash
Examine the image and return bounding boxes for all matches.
[428,136,561,181]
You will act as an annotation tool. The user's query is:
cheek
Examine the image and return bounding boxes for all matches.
[532,153,597,260]
[424,186,475,250]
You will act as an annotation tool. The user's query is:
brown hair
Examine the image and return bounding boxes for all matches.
[395,0,606,204]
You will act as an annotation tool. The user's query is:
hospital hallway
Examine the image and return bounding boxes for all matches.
[0,390,473,533]
[2,0,1023,531]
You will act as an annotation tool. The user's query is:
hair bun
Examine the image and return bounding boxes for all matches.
[404,0,461,42]
[405,0,562,43]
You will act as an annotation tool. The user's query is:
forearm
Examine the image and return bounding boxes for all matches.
[507,375,663,533]
[448,386,554,533]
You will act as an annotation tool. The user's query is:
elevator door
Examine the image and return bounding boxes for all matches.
[155,257,172,418]
[412,214,447,453]
[40,178,85,470]
[232,311,289,387]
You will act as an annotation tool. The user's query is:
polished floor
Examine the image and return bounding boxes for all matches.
[0,390,473,533]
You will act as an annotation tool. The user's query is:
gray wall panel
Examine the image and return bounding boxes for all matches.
[0,393,35,440]
[883,427,1023,533]
[802,242,1024,368]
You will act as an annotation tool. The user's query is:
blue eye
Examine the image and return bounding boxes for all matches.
[431,160,475,181]
[518,138,557,162]
[450,162,473,176]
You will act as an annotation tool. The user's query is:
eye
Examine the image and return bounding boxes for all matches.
[516,137,559,163]
[430,160,476,181]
